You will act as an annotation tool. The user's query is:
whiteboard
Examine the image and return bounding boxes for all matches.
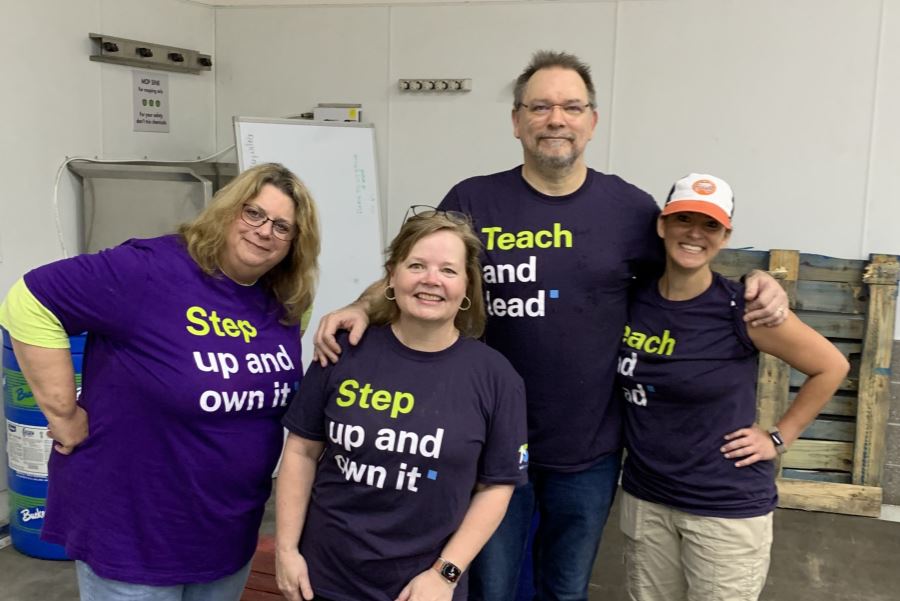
[234,117,383,368]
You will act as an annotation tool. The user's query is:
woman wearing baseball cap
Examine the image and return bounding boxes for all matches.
[616,174,849,601]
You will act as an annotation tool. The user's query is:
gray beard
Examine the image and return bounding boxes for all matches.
[530,148,578,171]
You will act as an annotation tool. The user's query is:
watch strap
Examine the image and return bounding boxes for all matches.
[432,558,462,584]
[767,427,787,455]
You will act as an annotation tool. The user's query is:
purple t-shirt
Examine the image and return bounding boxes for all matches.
[24,235,302,584]
[618,273,777,518]
[282,325,527,601]
[440,167,661,471]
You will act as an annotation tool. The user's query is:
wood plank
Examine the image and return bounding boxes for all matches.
[240,590,283,601]
[796,311,865,339]
[790,368,857,392]
[251,537,276,575]
[776,478,882,517]
[831,340,862,357]
[781,440,853,471]
[800,418,855,442]
[770,249,800,306]
[781,469,851,484]
[852,254,899,485]
[794,281,867,314]
[755,250,798,477]
[244,571,280,595]
[798,253,866,284]
[712,248,770,279]
[793,342,861,395]
[807,392,857,417]
[757,354,789,428]
[861,255,900,285]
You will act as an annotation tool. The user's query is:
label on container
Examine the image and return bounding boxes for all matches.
[9,490,47,534]
[3,367,37,409]
[6,420,53,477]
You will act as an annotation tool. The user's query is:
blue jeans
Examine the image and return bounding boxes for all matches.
[76,561,252,601]
[469,451,621,601]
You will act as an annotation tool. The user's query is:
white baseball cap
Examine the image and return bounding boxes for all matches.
[661,173,734,229]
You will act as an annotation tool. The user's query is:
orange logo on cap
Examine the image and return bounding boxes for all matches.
[692,180,716,195]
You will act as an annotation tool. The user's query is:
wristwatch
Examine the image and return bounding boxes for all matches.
[433,558,462,584]
[767,427,787,455]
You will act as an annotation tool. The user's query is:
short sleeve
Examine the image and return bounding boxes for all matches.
[438,185,462,213]
[23,239,153,339]
[631,192,665,281]
[282,360,330,441]
[0,278,70,348]
[477,365,528,485]
[728,280,756,352]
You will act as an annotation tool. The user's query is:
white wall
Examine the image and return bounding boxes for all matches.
[212,0,900,266]
[611,0,883,259]
[214,4,392,224]
[387,2,617,230]
[0,0,215,508]
[3,0,900,507]
[866,0,900,257]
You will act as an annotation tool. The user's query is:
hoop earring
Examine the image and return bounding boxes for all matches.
[459,296,472,311]
[384,286,396,301]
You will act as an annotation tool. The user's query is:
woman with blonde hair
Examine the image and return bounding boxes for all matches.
[0,162,319,600]
[275,207,527,601]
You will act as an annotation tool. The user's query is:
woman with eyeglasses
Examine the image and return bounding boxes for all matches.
[0,163,319,601]
[274,208,527,601]
[617,174,849,601]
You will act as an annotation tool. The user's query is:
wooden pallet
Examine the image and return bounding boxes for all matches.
[712,249,899,517]
[241,536,282,601]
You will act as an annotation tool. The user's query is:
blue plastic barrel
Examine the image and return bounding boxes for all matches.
[3,328,84,560]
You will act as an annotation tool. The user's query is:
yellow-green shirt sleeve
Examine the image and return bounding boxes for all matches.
[300,303,314,335]
[0,278,71,349]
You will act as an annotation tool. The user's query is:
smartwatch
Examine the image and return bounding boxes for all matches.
[433,558,462,584]
[768,427,787,455]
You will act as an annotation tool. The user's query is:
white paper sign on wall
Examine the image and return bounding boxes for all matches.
[132,70,170,133]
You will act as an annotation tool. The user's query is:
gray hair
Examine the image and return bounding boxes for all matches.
[513,50,596,107]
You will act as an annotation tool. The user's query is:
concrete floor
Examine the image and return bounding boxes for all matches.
[3,490,900,601]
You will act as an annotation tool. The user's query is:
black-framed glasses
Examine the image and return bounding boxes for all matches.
[240,204,297,241]
[403,204,470,225]
[516,101,594,117]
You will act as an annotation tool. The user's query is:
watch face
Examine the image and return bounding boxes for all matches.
[441,563,462,582]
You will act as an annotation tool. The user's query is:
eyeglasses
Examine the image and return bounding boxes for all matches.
[240,204,297,241]
[403,204,470,225]
[517,102,594,117]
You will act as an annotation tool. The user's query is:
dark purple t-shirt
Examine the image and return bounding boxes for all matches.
[24,235,302,584]
[440,167,661,471]
[282,325,527,601]
[618,273,777,518]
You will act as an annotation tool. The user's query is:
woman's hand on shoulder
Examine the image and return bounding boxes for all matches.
[275,547,314,601]
[395,568,454,601]
[48,406,89,455]
[312,303,370,367]
[721,424,777,467]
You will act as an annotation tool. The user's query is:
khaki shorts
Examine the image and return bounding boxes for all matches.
[620,491,773,601]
